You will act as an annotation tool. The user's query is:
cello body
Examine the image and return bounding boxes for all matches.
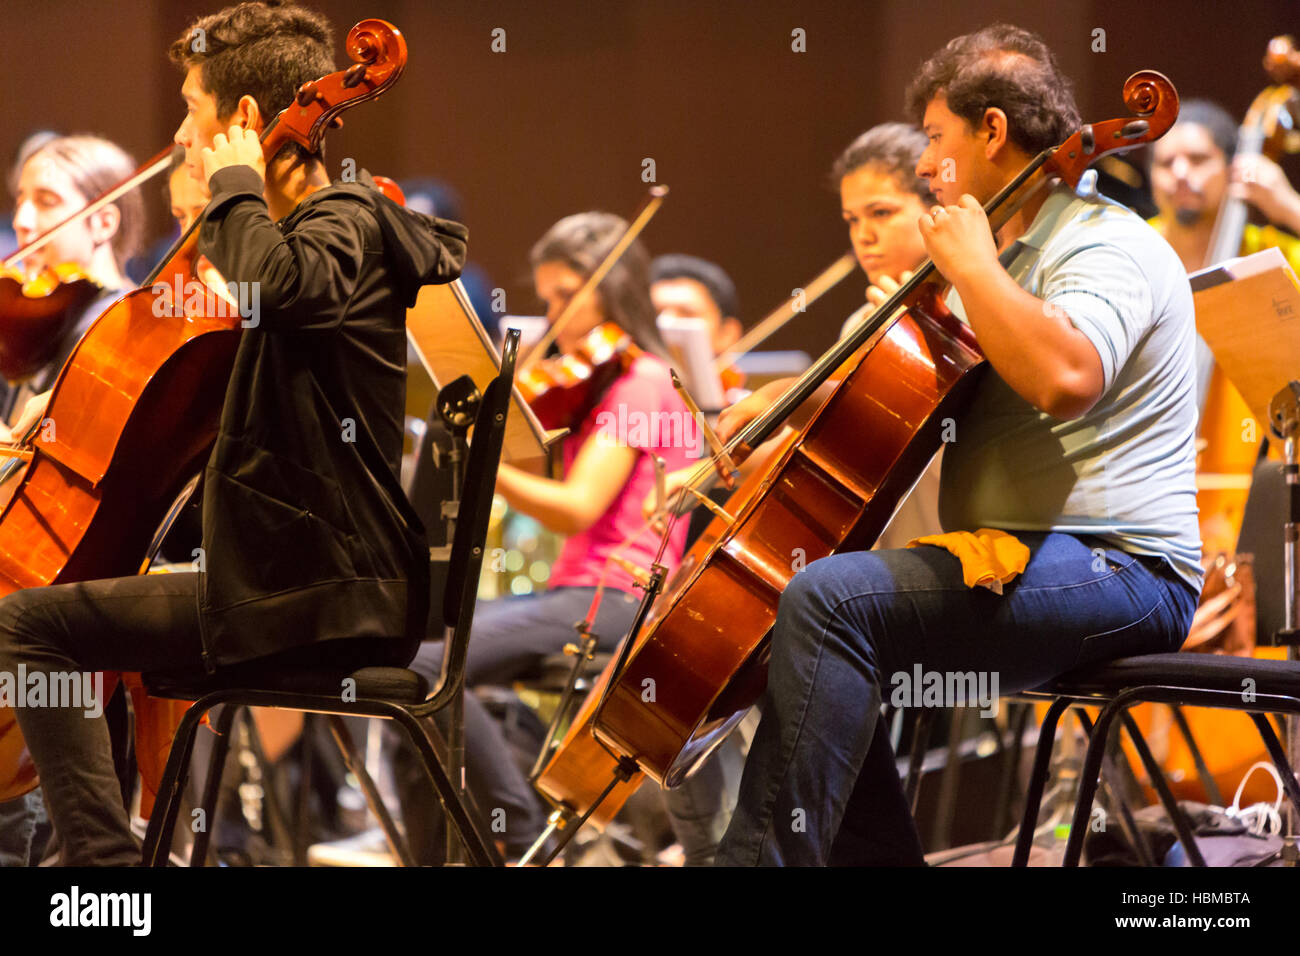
[593,301,985,786]
[0,255,242,801]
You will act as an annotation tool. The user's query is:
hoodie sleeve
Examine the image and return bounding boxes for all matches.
[198,165,468,331]
[199,165,368,331]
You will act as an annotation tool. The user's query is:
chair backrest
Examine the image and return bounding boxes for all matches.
[435,330,519,692]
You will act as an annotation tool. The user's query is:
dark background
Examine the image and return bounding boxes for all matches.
[3,0,1297,356]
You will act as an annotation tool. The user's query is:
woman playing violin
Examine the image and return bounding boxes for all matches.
[0,135,144,441]
[714,24,1202,866]
[0,0,467,866]
[404,212,696,860]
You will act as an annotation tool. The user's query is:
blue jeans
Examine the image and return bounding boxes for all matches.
[0,789,48,867]
[715,531,1199,866]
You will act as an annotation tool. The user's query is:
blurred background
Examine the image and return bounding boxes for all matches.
[2,0,1297,358]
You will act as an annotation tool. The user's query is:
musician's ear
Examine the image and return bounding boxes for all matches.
[980,107,1011,159]
[228,94,265,135]
[88,202,120,248]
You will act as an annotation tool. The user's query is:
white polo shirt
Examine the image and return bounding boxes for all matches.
[939,178,1203,593]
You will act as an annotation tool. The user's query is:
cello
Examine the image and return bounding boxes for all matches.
[529,73,1181,842]
[0,18,409,804]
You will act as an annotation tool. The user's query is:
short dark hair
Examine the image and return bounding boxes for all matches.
[650,254,739,319]
[829,123,936,205]
[1175,99,1238,161]
[530,212,671,361]
[169,1,334,161]
[906,24,1080,155]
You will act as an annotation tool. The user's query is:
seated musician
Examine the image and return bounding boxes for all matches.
[0,134,144,436]
[404,213,695,861]
[0,0,468,865]
[713,23,1202,865]
[1149,98,1300,273]
[0,132,145,868]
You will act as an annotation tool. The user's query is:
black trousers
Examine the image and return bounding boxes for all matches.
[0,572,409,866]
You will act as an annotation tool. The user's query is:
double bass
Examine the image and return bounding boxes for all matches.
[0,18,409,804]
[531,72,1181,834]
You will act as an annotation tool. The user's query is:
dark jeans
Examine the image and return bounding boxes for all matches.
[0,572,410,866]
[715,531,1199,866]
[0,789,48,867]
[406,586,640,855]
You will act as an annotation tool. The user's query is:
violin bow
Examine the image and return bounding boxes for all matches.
[2,147,173,271]
[519,185,669,374]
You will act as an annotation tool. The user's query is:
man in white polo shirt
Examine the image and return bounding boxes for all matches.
[714,24,1201,866]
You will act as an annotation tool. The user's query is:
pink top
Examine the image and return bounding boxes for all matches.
[548,353,697,594]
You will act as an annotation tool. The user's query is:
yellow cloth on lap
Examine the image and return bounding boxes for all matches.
[906,528,1030,595]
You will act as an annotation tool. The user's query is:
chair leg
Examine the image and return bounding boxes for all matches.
[294,714,315,866]
[994,703,1031,836]
[1011,697,1071,865]
[1169,705,1225,806]
[1249,713,1300,816]
[1119,710,1206,866]
[390,708,501,866]
[326,714,416,866]
[1064,697,1205,867]
[141,700,211,866]
[188,703,238,867]
[1075,709,1159,867]
[904,709,936,813]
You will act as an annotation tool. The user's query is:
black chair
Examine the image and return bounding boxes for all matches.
[1011,652,1300,866]
[138,331,524,868]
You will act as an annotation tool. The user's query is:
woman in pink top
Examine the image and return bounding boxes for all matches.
[407,212,694,860]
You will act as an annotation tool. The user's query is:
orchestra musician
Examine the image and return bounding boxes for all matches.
[0,0,468,865]
[403,212,696,861]
[713,24,1203,865]
[1149,97,1300,275]
[0,132,145,868]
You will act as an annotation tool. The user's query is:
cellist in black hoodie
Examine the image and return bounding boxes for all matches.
[0,1,466,866]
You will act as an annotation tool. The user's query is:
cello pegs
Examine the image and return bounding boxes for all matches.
[1118,120,1150,139]
[295,81,319,107]
[342,63,368,89]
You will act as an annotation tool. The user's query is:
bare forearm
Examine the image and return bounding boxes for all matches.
[496,462,603,535]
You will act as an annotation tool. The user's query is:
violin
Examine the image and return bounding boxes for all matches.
[0,263,102,382]
[529,73,1181,834]
[515,321,642,431]
[0,18,410,805]
[512,187,668,434]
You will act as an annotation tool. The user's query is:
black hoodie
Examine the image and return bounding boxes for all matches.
[194,165,467,671]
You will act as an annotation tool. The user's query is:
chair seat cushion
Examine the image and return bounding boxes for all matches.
[1034,652,1300,700]
[144,665,429,704]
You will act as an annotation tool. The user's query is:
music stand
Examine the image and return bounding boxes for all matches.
[1193,248,1300,865]
[406,279,560,464]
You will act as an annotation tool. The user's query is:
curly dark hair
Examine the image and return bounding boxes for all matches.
[829,123,936,205]
[905,24,1080,155]
[169,1,334,161]
[530,212,671,362]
